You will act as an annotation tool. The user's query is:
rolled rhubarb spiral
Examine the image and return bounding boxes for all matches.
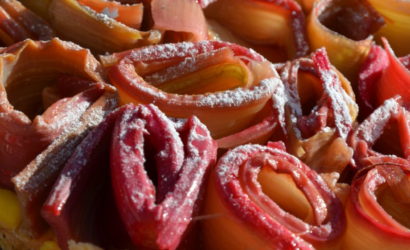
[42,104,217,250]
[344,161,410,250]
[0,38,113,188]
[0,0,54,45]
[307,0,384,81]
[103,40,282,141]
[359,39,410,114]
[202,142,345,249]
[21,0,208,53]
[205,0,309,62]
[277,48,357,173]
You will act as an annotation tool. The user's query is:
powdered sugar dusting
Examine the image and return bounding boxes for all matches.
[196,77,278,108]
[313,49,354,139]
[128,41,215,62]
[356,97,400,144]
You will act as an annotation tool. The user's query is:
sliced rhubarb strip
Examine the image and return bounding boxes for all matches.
[202,143,345,249]
[77,0,143,29]
[216,116,278,150]
[150,0,208,41]
[205,0,309,59]
[12,88,117,237]
[345,161,410,249]
[277,48,357,173]
[0,0,54,45]
[110,104,216,249]
[0,38,106,188]
[307,0,384,81]
[103,40,280,139]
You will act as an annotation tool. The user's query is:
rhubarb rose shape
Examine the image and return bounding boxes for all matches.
[103,40,282,144]
[277,48,357,173]
[202,142,345,249]
[307,0,384,81]
[345,162,410,250]
[0,38,115,188]
[42,104,217,250]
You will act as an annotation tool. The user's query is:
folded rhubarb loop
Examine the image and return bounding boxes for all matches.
[42,104,217,250]
[277,48,357,174]
[11,88,117,239]
[349,97,410,170]
[344,161,410,250]
[205,0,309,62]
[0,0,54,46]
[41,107,132,250]
[202,142,345,249]
[0,38,107,188]
[103,40,281,140]
[307,0,384,82]
[367,0,410,56]
[358,38,410,116]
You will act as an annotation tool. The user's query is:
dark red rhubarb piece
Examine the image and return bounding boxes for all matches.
[110,104,216,249]
[42,104,216,250]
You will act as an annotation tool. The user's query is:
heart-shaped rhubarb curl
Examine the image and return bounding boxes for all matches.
[42,104,217,250]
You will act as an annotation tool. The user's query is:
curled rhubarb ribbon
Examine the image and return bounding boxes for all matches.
[205,0,309,61]
[359,39,410,113]
[345,161,410,249]
[0,38,109,188]
[277,48,357,173]
[21,0,208,53]
[42,104,217,250]
[12,88,117,237]
[349,97,410,168]
[367,0,410,56]
[103,40,281,140]
[202,142,345,249]
[0,0,54,45]
[307,0,384,81]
